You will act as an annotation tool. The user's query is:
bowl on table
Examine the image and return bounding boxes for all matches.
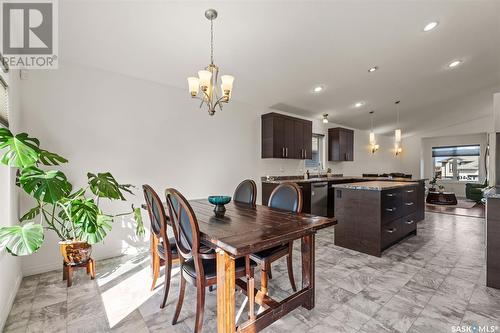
[208,195,231,218]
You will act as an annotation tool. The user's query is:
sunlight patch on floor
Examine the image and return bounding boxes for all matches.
[100,265,157,327]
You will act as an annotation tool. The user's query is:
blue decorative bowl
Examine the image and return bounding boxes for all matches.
[208,196,231,217]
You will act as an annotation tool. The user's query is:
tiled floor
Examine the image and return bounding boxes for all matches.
[4,211,500,333]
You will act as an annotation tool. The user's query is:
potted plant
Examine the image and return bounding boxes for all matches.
[438,184,445,193]
[0,128,144,264]
[429,176,438,192]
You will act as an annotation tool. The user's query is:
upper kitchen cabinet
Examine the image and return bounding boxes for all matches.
[328,127,354,161]
[261,113,312,159]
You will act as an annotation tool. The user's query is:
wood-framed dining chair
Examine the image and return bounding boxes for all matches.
[233,179,257,206]
[142,185,179,309]
[165,188,256,333]
[250,182,302,294]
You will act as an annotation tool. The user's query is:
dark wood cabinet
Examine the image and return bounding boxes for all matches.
[487,196,500,289]
[328,127,354,161]
[334,185,421,257]
[261,113,312,159]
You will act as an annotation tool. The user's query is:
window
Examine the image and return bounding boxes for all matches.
[305,134,324,169]
[432,145,480,182]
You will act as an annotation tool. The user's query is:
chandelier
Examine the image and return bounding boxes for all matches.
[187,9,234,116]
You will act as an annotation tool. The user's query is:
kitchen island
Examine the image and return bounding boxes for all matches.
[261,176,426,221]
[332,181,423,257]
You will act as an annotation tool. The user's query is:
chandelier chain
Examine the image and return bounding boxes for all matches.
[210,18,214,65]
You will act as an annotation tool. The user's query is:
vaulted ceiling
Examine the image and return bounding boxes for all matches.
[60,0,500,135]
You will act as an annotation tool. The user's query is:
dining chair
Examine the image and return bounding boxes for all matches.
[142,185,179,309]
[250,182,302,293]
[165,188,255,333]
[233,179,257,206]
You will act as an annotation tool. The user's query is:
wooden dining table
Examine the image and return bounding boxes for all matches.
[144,198,336,332]
[188,199,336,332]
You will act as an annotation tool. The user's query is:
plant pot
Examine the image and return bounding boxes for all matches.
[59,240,92,265]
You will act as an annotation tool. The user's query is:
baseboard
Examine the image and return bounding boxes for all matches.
[22,246,145,276]
[0,271,22,331]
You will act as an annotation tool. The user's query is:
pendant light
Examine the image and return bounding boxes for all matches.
[322,114,329,124]
[369,111,379,153]
[394,100,402,156]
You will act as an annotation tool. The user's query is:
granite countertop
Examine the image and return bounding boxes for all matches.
[331,181,419,191]
[484,187,500,199]
[261,176,426,184]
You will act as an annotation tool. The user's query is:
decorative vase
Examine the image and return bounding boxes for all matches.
[59,240,92,265]
[208,196,232,218]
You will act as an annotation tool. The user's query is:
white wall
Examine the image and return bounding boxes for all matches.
[0,70,23,331]
[18,62,406,275]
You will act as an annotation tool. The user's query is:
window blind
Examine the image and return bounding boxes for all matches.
[432,145,480,157]
[0,76,8,127]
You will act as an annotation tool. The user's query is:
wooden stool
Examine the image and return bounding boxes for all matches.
[63,258,96,287]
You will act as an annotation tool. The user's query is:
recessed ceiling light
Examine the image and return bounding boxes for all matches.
[448,60,462,68]
[312,85,325,93]
[423,21,439,32]
[354,101,365,108]
[368,66,378,73]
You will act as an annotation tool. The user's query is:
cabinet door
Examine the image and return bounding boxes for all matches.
[294,120,304,159]
[339,129,349,161]
[346,129,354,161]
[273,116,286,158]
[284,118,295,158]
[303,121,312,159]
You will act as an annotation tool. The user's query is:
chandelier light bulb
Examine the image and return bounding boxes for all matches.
[221,75,234,96]
[187,77,199,97]
[198,70,212,91]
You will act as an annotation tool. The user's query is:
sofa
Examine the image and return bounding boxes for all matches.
[466,180,488,202]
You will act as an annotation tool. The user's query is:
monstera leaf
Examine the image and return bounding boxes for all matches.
[38,149,68,166]
[20,206,41,222]
[87,172,134,200]
[19,167,72,204]
[71,199,100,232]
[0,222,44,256]
[133,206,144,236]
[0,128,40,168]
[79,214,113,244]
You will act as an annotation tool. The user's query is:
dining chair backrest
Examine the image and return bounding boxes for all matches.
[233,179,257,206]
[142,185,168,239]
[165,188,201,260]
[268,182,303,213]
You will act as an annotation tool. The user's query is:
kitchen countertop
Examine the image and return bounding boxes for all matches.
[483,186,500,199]
[261,176,426,184]
[331,181,419,191]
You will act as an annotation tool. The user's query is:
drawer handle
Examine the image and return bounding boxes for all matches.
[386,227,397,234]
[405,220,415,225]
[406,190,414,193]
[405,202,414,206]
[385,207,397,212]
[386,193,396,197]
